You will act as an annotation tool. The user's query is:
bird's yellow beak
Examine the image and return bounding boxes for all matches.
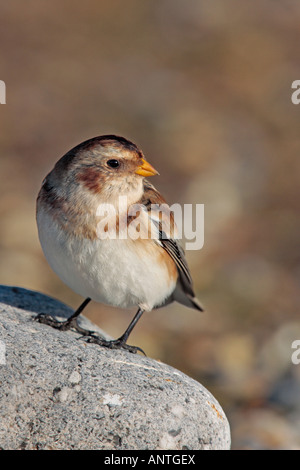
[135,158,159,177]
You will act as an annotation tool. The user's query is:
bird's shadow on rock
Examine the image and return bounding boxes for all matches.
[0,284,111,340]
[0,284,73,318]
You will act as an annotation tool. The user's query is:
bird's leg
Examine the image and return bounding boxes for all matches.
[86,307,146,355]
[36,301,146,355]
[35,297,93,335]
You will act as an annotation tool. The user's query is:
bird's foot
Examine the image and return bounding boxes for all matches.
[35,314,145,355]
[34,313,94,336]
[84,334,146,355]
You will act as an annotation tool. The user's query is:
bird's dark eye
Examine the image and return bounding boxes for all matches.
[106,159,120,168]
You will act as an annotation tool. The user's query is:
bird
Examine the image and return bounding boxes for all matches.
[35,135,203,354]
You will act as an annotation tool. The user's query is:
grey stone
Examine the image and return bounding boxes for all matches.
[0,285,231,450]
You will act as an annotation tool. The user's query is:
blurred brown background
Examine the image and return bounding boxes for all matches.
[1,0,300,449]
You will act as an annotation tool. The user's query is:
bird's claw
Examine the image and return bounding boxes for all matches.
[83,334,146,355]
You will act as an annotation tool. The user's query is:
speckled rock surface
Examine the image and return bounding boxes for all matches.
[0,285,231,450]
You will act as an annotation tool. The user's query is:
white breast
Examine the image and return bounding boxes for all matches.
[37,208,176,311]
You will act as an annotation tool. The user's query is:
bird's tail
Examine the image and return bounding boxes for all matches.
[173,287,204,312]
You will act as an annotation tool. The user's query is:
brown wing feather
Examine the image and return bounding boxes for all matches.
[140,180,203,311]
